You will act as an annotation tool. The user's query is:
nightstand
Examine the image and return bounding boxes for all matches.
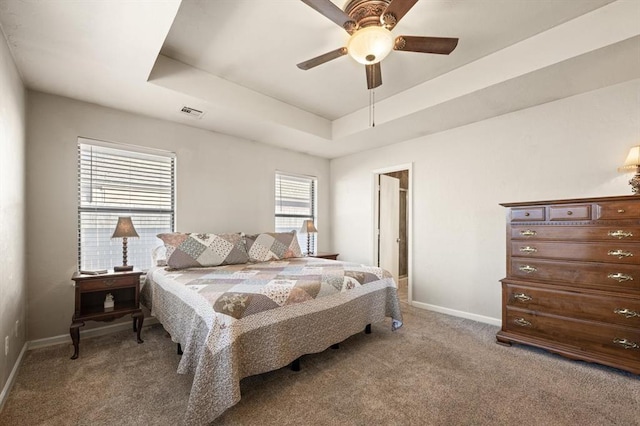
[70,270,144,359]
[310,252,339,260]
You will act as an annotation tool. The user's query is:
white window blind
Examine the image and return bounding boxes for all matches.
[275,172,316,253]
[78,139,175,271]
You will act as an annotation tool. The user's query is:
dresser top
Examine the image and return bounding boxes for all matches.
[500,194,638,208]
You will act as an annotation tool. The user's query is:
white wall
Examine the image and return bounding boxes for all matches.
[0,29,26,396]
[331,79,640,324]
[26,92,331,341]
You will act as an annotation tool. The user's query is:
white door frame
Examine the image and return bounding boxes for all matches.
[372,163,413,305]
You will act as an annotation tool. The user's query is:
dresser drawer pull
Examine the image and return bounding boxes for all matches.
[524,212,530,217]
[513,293,532,302]
[613,338,639,350]
[518,265,537,274]
[566,210,573,215]
[519,246,537,254]
[608,230,633,239]
[608,250,633,259]
[608,273,634,282]
[514,318,532,327]
[618,209,625,214]
[520,230,537,237]
[614,308,639,319]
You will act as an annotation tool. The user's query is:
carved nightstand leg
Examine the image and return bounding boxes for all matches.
[133,312,144,343]
[70,321,84,360]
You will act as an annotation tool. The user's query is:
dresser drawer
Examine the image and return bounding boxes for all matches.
[510,207,545,222]
[549,204,591,221]
[596,201,640,220]
[504,308,640,363]
[510,258,640,291]
[510,241,639,264]
[77,275,138,292]
[511,226,640,242]
[504,283,640,327]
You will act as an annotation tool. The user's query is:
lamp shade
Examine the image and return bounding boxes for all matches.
[620,145,640,171]
[347,26,394,65]
[300,220,318,234]
[111,217,139,238]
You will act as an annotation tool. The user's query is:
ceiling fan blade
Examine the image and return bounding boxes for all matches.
[301,0,356,33]
[394,36,459,54]
[365,63,382,89]
[297,47,348,70]
[382,0,418,29]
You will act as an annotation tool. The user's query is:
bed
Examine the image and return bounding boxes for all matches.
[142,232,403,424]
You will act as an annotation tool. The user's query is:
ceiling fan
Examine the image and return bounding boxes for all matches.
[297,0,459,89]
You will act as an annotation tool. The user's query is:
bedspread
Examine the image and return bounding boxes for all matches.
[142,257,403,424]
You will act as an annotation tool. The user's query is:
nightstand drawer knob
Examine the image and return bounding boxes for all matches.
[608,250,633,259]
[608,273,633,282]
[514,318,532,327]
[104,279,116,286]
[618,209,626,214]
[613,338,639,350]
[519,246,537,254]
[614,308,639,319]
[513,293,532,302]
[608,230,633,239]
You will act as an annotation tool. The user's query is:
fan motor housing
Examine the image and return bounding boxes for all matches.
[344,0,391,28]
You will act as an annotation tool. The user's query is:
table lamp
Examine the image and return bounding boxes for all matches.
[300,220,317,256]
[111,217,139,271]
[619,145,640,195]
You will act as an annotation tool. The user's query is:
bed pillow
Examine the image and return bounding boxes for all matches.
[157,232,249,269]
[244,231,303,262]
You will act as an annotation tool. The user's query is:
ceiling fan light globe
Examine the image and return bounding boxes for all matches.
[347,26,394,65]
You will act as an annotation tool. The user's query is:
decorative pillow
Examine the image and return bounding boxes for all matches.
[151,244,167,267]
[244,231,303,262]
[156,232,249,269]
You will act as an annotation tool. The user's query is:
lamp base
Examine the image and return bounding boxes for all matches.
[114,265,134,272]
[630,173,640,195]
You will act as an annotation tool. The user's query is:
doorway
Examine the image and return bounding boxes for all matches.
[373,164,412,304]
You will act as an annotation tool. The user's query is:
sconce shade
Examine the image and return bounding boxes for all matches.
[620,145,640,170]
[111,217,139,239]
[300,220,318,234]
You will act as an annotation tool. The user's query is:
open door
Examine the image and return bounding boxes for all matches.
[378,174,400,283]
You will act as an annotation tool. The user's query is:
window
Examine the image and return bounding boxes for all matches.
[78,138,175,271]
[275,172,317,254]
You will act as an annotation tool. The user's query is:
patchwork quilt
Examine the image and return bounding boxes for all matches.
[142,257,403,424]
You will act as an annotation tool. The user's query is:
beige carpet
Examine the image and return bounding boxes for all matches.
[1,305,638,426]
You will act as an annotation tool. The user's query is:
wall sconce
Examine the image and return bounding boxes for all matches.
[619,145,640,195]
[111,217,139,271]
[299,220,318,256]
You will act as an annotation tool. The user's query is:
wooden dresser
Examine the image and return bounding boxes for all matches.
[497,195,640,374]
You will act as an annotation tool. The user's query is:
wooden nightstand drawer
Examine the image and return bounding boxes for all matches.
[77,275,138,292]
[311,252,339,260]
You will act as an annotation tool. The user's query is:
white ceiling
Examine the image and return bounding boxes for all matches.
[1,0,639,159]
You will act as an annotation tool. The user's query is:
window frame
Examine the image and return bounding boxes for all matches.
[77,138,176,271]
[274,171,317,254]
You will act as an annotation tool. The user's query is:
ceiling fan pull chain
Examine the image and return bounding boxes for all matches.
[369,88,376,128]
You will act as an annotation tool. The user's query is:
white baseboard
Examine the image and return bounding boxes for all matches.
[410,301,502,327]
[0,342,28,413]
[28,317,159,350]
